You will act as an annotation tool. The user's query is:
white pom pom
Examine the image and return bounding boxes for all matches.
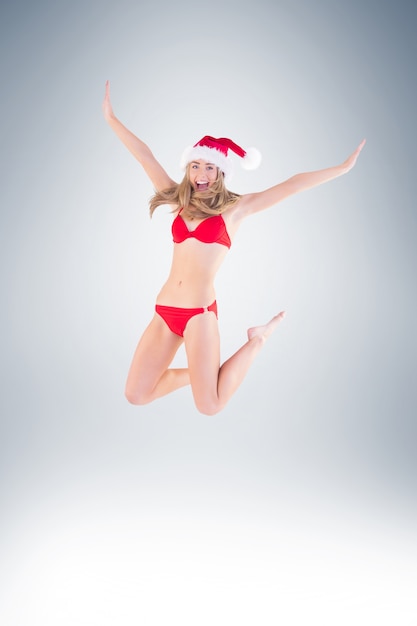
[241,147,262,170]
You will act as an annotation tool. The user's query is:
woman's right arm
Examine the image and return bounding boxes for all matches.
[102,81,176,191]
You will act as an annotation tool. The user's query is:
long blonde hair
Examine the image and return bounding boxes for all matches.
[149,167,241,220]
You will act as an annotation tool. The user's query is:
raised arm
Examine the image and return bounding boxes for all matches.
[236,140,366,218]
[102,81,176,191]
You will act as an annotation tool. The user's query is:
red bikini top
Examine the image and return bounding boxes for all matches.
[172,209,231,249]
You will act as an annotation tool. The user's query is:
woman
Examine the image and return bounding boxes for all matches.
[103,81,365,415]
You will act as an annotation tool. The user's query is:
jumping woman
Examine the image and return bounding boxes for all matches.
[103,81,365,415]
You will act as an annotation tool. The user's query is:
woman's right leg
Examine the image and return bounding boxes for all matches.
[125,314,188,405]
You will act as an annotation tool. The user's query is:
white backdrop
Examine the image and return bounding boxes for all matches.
[1,1,416,624]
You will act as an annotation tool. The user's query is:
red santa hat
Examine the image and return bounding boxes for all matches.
[180,136,262,180]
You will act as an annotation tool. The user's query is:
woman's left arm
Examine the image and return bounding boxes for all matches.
[237,139,366,218]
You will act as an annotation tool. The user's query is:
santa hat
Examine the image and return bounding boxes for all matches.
[180,136,261,180]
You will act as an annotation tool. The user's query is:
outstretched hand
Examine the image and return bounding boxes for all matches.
[342,139,366,172]
[102,80,114,122]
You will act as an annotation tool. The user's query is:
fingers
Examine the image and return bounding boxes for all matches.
[342,139,366,172]
[102,81,113,120]
[350,139,366,163]
[357,138,366,152]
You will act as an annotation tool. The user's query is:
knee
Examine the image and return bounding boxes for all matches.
[194,397,224,416]
[124,385,151,406]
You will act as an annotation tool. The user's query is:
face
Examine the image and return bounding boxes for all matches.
[188,160,218,191]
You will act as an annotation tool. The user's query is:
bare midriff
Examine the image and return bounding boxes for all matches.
[155,239,230,308]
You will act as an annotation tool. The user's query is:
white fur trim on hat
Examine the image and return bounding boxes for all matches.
[180,136,262,181]
[180,145,232,178]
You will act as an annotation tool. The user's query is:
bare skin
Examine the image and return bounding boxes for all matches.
[103,81,365,415]
[248,312,286,342]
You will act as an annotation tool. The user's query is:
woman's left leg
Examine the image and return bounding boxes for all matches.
[183,310,285,415]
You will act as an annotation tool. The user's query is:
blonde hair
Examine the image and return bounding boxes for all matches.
[149,167,241,220]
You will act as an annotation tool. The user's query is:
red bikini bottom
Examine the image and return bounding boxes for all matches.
[155,300,218,337]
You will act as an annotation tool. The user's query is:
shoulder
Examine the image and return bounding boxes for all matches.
[224,194,258,224]
[220,197,252,237]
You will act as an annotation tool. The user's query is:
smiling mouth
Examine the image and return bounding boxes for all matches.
[196,182,209,190]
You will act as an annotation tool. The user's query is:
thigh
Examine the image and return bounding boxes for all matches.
[183,311,221,406]
[126,313,184,393]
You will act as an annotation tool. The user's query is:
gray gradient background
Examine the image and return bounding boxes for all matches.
[1,1,416,624]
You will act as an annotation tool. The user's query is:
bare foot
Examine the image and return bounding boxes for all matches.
[247,311,286,343]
